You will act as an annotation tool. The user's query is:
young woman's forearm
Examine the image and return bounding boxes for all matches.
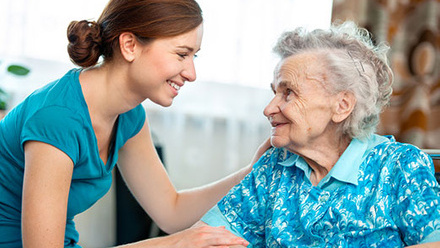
[172,138,272,229]
[162,138,271,233]
[160,164,252,233]
[119,125,271,234]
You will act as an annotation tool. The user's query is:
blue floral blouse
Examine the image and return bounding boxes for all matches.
[202,135,440,247]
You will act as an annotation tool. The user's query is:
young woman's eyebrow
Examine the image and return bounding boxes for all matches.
[177,46,201,53]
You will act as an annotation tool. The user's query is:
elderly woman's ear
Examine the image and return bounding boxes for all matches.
[331,91,356,123]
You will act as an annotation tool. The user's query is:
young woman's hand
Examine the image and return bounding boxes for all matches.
[250,137,272,165]
[118,223,249,248]
[165,224,249,248]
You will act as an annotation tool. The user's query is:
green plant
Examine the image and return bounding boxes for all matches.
[8,65,30,76]
[0,63,30,110]
[0,88,7,110]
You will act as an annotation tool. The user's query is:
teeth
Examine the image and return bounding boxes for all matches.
[167,80,180,91]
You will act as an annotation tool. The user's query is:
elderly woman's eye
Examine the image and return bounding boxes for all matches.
[285,89,295,98]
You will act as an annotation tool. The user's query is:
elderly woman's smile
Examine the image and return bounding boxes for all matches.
[264,52,345,158]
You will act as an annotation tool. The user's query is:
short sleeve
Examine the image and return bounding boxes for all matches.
[21,106,84,164]
[214,148,279,246]
[118,104,146,141]
[390,145,440,245]
[201,205,245,239]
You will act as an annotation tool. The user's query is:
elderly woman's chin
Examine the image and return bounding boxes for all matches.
[269,136,288,148]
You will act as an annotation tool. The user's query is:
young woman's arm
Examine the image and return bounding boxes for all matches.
[21,132,250,248]
[117,119,270,234]
[117,120,238,233]
[22,141,74,248]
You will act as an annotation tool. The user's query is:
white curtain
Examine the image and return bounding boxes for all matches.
[0,1,332,246]
[196,0,333,88]
[0,0,108,63]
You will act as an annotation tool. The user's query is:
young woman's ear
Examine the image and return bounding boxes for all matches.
[119,32,137,62]
[332,91,356,123]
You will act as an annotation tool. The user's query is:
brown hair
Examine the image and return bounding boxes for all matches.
[67,0,203,67]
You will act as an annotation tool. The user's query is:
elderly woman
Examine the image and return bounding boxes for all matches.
[197,21,440,247]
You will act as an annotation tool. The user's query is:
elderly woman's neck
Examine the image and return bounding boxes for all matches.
[300,135,352,186]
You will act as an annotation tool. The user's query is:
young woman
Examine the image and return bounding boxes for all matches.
[0,0,268,247]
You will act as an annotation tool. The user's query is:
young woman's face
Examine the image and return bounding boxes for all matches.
[128,24,203,107]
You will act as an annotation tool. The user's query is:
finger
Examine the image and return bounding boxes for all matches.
[260,137,272,150]
[194,226,249,246]
[251,137,272,164]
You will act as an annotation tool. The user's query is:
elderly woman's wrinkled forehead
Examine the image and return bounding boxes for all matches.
[272,52,327,89]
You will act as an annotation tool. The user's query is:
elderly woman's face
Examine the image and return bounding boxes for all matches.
[264,52,338,151]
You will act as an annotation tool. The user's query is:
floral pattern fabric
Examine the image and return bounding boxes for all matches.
[215,136,440,247]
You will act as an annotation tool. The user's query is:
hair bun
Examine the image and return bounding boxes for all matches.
[67,20,102,67]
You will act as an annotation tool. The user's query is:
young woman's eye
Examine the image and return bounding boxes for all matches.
[178,53,188,59]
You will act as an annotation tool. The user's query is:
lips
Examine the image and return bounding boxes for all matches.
[270,121,287,128]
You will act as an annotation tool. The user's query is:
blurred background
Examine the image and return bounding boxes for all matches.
[0,0,439,247]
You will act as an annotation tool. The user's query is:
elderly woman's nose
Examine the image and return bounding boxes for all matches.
[264,97,280,117]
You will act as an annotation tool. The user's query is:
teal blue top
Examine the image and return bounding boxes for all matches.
[202,135,440,247]
[0,69,146,247]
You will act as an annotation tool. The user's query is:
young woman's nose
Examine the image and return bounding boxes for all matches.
[181,58,197,82]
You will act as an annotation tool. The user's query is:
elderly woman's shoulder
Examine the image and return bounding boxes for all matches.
[373,135,431,162]
[253,147,298,170]
[364,135,435,183]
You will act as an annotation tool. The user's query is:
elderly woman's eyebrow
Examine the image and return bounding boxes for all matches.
[278,80,296,90]
[270,80,294,93]
[278,81,290,88]
[270,80,296,92]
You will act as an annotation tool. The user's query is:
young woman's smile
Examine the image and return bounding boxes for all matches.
[128,24,203,107]
[167,80,183,96]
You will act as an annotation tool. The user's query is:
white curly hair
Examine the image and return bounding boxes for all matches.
[273,21,394,140]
